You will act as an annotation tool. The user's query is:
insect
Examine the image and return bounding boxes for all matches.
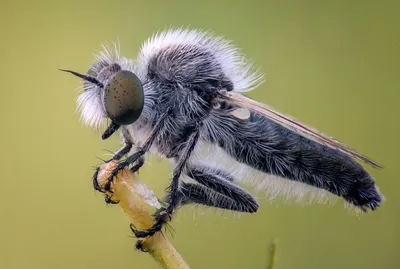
[62,28,383,249]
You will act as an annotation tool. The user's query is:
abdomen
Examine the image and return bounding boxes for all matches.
[202,110,383,211]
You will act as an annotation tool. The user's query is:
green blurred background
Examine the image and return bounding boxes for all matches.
[1,1,399,268]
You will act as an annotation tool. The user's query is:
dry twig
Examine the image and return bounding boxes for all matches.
[96,161,190,269]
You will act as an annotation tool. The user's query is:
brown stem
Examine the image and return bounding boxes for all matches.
[97,161,190,269]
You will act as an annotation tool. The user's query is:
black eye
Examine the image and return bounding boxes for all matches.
[103,70,144,125]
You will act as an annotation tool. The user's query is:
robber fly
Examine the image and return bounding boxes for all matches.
[62,28,383,249]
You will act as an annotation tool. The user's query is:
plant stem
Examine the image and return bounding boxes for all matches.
[266,240,277,269]
[97,161,190,269]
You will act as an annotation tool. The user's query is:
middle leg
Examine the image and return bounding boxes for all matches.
[131,124,200,239]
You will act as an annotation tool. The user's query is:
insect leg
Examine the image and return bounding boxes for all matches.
[181,167,259,212]
[92,167,102,192]
[130,155,145,173]
[101,141,132,204]
[93,129,133,199]
[131,124,200,240]
[104,194,119,204]
[108,128,135,161]
[110,143,133,161]
[178,183,257,212]
[104,111,169,191]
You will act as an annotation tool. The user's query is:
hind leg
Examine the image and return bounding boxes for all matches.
[179,181,258,212]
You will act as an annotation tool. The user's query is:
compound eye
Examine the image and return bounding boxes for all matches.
[104,70,144,125]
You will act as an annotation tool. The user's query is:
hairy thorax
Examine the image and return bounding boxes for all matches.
[126,44,234,159]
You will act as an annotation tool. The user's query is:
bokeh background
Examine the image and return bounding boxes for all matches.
[1,1,399,269]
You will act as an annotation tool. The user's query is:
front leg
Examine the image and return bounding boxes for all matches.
[93,128,132,193]
[103,111,170,191]
[131,124,200,241]
[92,141,134,203]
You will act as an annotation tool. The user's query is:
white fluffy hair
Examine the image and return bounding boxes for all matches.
[135,28,264,92]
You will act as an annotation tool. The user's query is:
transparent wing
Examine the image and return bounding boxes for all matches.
[222,91,382,168]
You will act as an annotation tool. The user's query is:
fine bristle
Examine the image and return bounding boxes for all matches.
[342,170,383,211]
